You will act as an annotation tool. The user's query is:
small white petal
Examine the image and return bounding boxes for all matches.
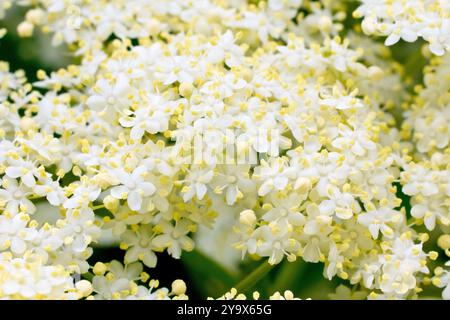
[127,191,142,211]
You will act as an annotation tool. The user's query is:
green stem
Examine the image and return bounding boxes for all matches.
[91,204,105,210]
[272,260,306,293]
[403,47,425,83]
[234,261,275,293]
[28,195,44,200]
[81,272,94,281]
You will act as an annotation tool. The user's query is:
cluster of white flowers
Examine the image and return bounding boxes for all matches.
[431,234,450,300]
[13,0,305,53]
[403,54,450,157]
[88,260,187,300]
[0,0,448,300]
[213,287,302,300]
[355,0,450,56]
[0,252,82,299]
[399,53,450,300]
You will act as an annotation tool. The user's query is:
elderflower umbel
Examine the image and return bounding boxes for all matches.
[0,0,448,300]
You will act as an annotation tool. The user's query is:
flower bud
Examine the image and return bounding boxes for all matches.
[17,21,34,37]
[239,209,256,226]
[75,280,93,297]
[25,9,45,25]
[171,279,187,295]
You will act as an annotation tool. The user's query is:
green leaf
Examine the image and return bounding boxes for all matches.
[182,249,239,298]
[234,261,275,295]
[271,259,308,293]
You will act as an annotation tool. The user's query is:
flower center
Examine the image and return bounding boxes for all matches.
[227,176,237,183]
[128,181,137,189]
[107,97,116,105]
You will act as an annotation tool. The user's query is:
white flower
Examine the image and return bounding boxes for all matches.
[64,184,101,209]
[4,159,41,187]
[109,166,156,211]
[0,213,31,255]
[358,207,403,239]
[152,219,195,259]
[57,208,101,253]
[119,106,170,140]
[1,0,448,300]
[86,77,131,114]
[295,150,348,198]
[321,86,364,110]
[0,177,35,215]
[0,256,75,299]
[328,285,367,300]
[325,244,345,280]
[92,276,133,300]
[180,165,214,202]
[94,4,129,40]
[433,261,450,300]
[212,165,255,206]
[411,108,449,153]
[246,225,295,265]
[299,204,334,263]
[401,165,439,197]
[253,158,296,196]
[262,192,306,232]
[379,236,429,296]
[420,18,450,56]
[121,224,158,268]
[319,187,360,220]
[33,178,66,206]
[410,196,449,231]
[107,260,143,280]
[16,133,60,163]
[332,124,377,157]
[356,0,450,56]
[204,30,243,67]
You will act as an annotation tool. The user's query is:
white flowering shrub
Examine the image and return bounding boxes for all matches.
[355,0,450,56]
[0,0,448,300]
